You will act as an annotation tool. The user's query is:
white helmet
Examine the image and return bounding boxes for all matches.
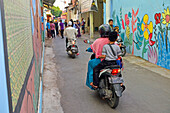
[68,21,72,26]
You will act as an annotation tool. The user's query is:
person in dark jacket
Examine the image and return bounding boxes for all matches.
[54,20,59,36]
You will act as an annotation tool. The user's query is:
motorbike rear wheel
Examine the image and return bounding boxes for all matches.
[121,48,126,57]
[71,53,76,58]
[107,92,119,109]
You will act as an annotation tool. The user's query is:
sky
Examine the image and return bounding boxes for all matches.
[54,0,70,10]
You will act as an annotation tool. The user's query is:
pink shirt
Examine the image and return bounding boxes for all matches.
[50,23,55,30]
[90,38,110,59]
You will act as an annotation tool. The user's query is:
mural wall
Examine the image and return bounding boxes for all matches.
[0,5,10,113]
[2,0,43,112]
[110,0,170,69]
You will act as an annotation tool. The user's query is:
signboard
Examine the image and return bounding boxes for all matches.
[81,0,98,13]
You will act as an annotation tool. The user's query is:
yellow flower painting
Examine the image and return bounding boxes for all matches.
[162,7,170,27]
[141,14,153,40]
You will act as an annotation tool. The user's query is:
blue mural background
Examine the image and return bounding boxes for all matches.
[109,0,170,69]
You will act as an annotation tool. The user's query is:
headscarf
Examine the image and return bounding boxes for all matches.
[90,38,110,59]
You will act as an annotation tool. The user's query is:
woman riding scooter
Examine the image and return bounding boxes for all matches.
[86,24,111,90]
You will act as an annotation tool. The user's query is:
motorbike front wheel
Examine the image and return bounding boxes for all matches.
[121,47,126,57]
[107,91,119,109]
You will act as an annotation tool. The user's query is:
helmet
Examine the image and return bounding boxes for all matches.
[68,21,72,26]
[113,26,120,33]
[99,24,111,37]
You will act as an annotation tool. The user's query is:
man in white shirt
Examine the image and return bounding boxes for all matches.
[64,21,78,48]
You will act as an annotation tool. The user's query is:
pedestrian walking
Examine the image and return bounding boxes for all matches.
[81,18,85,34]
[59,20,64,39]
[65,20,68,28]
[76,20,81,38]
[46,20,51,38]
[87,17,90,35]
[50,21,55,38]
[54,20,59,36]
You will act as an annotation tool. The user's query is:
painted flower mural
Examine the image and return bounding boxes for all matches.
[149,33,155,46]
[125,14,130,39]
[141,14,153,40]
[125,14,130,26]
[162,7,170,51]
[112,4,170,69]
[162,7,170,27]
[148,45,158,64]
[154,13,161,25]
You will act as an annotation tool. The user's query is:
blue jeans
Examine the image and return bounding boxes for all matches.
[86,58,101,90]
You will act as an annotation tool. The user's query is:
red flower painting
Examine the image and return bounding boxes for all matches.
[125,14,130,26]
[154,13,161,24]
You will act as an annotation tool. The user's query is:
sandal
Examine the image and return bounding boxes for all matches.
[90,82,98,89]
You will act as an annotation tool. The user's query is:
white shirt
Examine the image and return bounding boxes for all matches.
[64,27,77,40]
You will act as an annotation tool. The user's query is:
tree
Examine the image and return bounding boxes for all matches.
[51,6,62,18]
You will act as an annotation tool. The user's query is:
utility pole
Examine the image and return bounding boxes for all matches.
[106,0,110,24]
[90,11,94,39]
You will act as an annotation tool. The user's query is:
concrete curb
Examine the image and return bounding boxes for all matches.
[123,54,170,79]
[42,39,64,113]
[38,42,45,113]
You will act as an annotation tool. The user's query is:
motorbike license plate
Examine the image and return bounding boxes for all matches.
[109,77,124,84]
[72,50,76,52]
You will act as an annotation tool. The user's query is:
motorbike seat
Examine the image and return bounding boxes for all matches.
[104,65,120,69]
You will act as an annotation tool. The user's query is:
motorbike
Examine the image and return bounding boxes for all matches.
[98,62,125,109]
[67,39,78,58]
[114,26,126,57]
[117,38,126,57]
[84,40,125,109]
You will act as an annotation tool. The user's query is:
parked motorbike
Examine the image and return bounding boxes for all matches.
[67,39,78,58]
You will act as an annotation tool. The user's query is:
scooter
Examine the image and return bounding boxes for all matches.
[67,39,78,58]
[93,54,125,109]
[114,26,126,57]
[84,40,125,109]
[99,67,125,109]
[117,38,126,57]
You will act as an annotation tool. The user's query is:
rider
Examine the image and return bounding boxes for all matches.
[64,21,78,48]
[108,19,115,31]
[92,31,122,88]
[114,26,122,46]
[86,24,111,90]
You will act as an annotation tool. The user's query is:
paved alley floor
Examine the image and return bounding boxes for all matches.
[52,36,170,113]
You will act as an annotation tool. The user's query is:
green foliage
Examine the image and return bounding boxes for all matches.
[112,10,116,24]
[135,17,144,50]
[51,6,62,18]
[142,39,149,58]
[116,15,121,31]
[158,26,165,32]
[124,33,133,52]
[129,33,133,45]
[120,7,122,20]
[168,27,170,30]
[137,17,140,22]
[128,12,132,18]
[121,32,125,41]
